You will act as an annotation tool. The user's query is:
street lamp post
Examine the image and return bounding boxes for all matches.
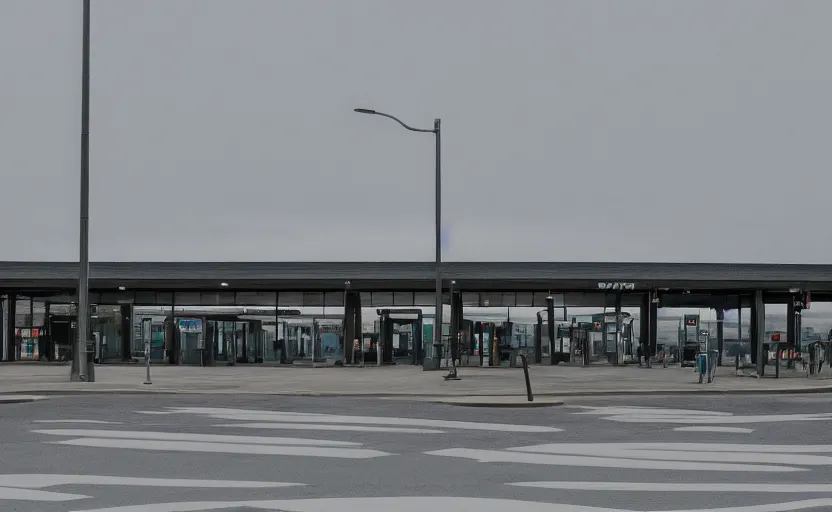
[353,109,443,367]
[72,0,92,382]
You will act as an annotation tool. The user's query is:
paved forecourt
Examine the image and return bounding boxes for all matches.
[1,363,830,398]
[4,393,832,511]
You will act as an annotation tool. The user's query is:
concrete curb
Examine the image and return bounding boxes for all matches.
[0,395,48,404]
[2,385,832,398]
[432,398,564,408]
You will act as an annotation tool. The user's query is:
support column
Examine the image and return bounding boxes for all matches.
[534,312,543,364]
[737,295,743,360]
[546,296,556,365]
[343,291,361,365]
[786,299,796,348]
[614,292,623,365]
[749,295,758,365]
[639,295,648,356]
[450,291,463,365]
[0,294,4,362]
[0,294,5,362]
[5,293,16,362]
[649,299,658,359]
[120,305,132,361]
[716,308,725,366]
[753,290,765,376]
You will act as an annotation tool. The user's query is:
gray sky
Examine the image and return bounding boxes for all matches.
[1,0,830,262]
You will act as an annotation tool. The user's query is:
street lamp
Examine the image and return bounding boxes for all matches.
[353,108,443,366]
[72,0,92,382]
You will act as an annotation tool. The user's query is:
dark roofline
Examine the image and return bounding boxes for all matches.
[0,261,831,280]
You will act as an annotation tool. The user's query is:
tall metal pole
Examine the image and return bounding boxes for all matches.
[352,109,441,364]
[433,119,442,362]
[76,0,91,381]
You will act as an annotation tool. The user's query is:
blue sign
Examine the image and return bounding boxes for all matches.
[178,318,203,333]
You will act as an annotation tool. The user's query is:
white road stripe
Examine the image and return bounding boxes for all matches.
[424,448,801,472]
[213,422,444,434]
[510,481,832,493]
[0,474,300,489]
[0,486,88,501]
[507,444,832,466]
[32,429,359,446]
[50,438,391,459]
[674,426,754,433]
[160,407,560,432]
[34,420,122,425]
[511,442,832,453]
[66,496,621,512]
[60,497,832,512]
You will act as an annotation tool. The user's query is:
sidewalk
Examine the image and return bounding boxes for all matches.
[2,363,832,398]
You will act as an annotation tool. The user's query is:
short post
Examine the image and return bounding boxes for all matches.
[519,353,533,402]
[143,339,152,385]
[775,345,780,379]
[443,331,461,381]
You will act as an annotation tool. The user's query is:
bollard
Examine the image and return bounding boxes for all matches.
[143,339,152,385]
[519,353,534,402]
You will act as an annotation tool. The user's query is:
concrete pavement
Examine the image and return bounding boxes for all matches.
[5,393,832,511]
[2,362,832,398]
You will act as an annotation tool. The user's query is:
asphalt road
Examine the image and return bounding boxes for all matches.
[3,393,832,511]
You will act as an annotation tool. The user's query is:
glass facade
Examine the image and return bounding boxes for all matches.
[1,291,826,367]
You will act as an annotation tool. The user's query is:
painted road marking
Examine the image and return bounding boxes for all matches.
[32,429,360,447]
[49,437,391,459]
[0,474,301,489]
[149,407,560,433]
[213,422,445,434]
[673,426,754,433]
[510,481,832,493]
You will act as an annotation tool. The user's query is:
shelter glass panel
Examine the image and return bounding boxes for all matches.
[373,292,393,306]
[278,292,303,306]
[413,292,435,306]
[99,291,133,304]
[393,292,414,306]
[481,293,502,307]
[235,292,277,306]
[200,292,236,306]
[174,292,201,305]
[156,292,173,305]
[324,292,343,307]
[303,292,324,307]
[461,292,480,307]
[516,293,534,307]
[134,292,157,305]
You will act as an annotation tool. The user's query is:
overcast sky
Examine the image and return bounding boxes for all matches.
[1,0,830,262]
